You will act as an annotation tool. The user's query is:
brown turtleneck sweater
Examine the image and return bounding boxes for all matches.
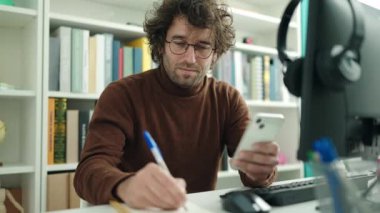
[74,67,276,204]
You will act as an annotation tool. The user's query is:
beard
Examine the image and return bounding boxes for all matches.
[165,61,207,88]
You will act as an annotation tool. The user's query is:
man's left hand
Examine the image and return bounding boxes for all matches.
[231,142,279,182]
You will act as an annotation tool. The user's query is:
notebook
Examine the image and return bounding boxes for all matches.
[110,200,212,213]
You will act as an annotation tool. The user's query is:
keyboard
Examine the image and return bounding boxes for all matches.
[222,173,374,207]
[242,179,317,206]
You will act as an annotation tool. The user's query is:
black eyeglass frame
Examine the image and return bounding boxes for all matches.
[165,39,216,59]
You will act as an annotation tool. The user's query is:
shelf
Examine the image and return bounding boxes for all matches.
[0,5,37,27]
[0,89,36,98]
[0,163,34,175]
[50,13,145,40]
[228,0,296,19]
[231,7,298,29]
[234,42,299,57]
[245,100,298,108]
[231,7,298,36]
[48,91,99,100]
[47,163,78,172]
[90,0,153,10]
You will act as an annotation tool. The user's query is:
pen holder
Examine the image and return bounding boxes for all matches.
[310,138,375,213]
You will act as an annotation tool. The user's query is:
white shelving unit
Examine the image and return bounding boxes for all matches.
[47,163,78,173]
[38,0,302,211]
[0,0,43,212]
[0,90,36,98]
[0,164,35,176]
[48,91,99,100]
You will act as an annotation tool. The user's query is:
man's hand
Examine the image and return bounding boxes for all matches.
[116,163,187,209]
[231,142,279,182]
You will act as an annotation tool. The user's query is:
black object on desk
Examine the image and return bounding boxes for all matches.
[220,191,271,213]
[248,179,317,206]
[221,173,374,210]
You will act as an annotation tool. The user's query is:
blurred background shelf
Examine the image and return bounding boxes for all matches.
[0,163,34,175]
[47,163,78,172]
[0,5,37,27]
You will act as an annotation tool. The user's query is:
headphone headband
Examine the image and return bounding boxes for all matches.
[277,0,300,64]
[343,0,364,56]
[277,0,364,64]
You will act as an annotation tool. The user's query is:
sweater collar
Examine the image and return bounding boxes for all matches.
[155,65,207,97]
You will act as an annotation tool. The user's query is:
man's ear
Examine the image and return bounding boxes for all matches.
[210,53,218,69]
[158,46,164,55]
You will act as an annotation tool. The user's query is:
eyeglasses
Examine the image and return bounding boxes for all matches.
[165,38,215,59]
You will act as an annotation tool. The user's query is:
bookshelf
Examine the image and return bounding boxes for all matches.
[39,0,303,211]
[0,0,42,212]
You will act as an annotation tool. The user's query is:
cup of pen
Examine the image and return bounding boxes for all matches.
[311,138,374,213]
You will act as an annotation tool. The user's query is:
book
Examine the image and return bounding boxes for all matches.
[49,37,60,91]
[69,172,80,208]
[269,57,282,101]
[66,110,79,163]
[112,40,121,81]
[250,56,263,100]
[109,200,212,213]
[52,26,71,92]
[263,55,271,101]
[104,33,114,87]
[48,98,55,165]
[233,51,244,95]
[127,37,152,72]
[88,36,97,93]
[82,30,90,93]
[54,98,67,163]
[95,34,106,94]
[47,173,69,211]
[78,110,92,160]
[132,47,142,74]
[118,47,124,80]
[123,46,134,77]
[71,29,84,93]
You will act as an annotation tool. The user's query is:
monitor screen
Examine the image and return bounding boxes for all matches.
[297,0,380,161]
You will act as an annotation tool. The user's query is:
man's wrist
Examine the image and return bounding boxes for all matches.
[112,174,135,202]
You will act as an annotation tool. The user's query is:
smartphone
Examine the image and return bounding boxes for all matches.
[232,113,285,162]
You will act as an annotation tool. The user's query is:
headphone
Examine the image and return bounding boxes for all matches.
[277,0,365,97]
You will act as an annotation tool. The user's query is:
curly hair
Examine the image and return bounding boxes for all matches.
[144,0,235,64]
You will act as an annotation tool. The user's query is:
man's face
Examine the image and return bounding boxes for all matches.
[162,16,217,88]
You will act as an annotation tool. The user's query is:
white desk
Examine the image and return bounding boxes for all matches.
[188,188,318,213]
[50,181,319,212]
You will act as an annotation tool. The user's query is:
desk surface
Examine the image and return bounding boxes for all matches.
[51,179,320,213]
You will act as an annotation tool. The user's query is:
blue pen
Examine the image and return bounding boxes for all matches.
[143,130,170,172]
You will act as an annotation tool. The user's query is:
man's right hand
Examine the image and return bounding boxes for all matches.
[116,162,187,209]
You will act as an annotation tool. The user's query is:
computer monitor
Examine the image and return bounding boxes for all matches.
[279,0,380,161]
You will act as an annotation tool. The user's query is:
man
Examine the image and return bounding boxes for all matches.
[74,0,279,210]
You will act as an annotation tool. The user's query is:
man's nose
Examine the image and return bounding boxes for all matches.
[182,45,197,63]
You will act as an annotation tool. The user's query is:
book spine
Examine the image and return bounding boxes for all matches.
[54,98,67,163]
[66,110,79,163]
[48,98,55,165]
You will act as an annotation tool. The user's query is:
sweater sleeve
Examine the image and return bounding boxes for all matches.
[223,87,277,188]
[238,168,277,187]
[74,82,135,204]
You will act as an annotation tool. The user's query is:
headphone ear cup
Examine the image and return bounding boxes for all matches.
[283,58,303,97]
[316,46,362,90]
